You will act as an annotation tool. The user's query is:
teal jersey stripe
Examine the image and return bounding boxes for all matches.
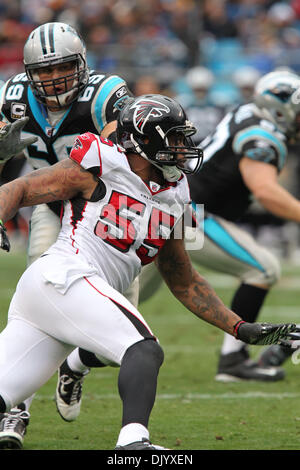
[204,217,264,271]
[0,82,5,100]
[28,87,49,131]
[93,76,125,129]
[233,127,286,169]
[0,82,6,119]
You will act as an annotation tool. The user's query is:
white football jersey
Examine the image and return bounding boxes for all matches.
[47,132,191,294]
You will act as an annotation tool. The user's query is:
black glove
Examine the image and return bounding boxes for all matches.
[0,220,10,252]
[234,320,300,346]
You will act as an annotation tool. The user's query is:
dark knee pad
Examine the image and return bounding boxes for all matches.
[124,339,164,369]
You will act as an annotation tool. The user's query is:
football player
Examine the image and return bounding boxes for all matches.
[0,94,297,450]
[0,22,133,448]
[139,69,300,382]
[52,70,300,427]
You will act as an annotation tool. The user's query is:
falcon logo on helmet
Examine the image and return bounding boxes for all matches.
[131,98,170,133]
[117,94,203,182]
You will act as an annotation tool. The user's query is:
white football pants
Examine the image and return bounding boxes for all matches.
[13,203,139,413]
[0,255,155,411]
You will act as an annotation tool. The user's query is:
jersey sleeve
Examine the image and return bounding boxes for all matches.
[232,124,287,171]
[91,75,133,133]
[69,132,103,177]
[69,132,123,178]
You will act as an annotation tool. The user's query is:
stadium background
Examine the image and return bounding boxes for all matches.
[1,0,300,451]
[2,0,300,259]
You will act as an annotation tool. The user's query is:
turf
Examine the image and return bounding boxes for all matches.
[1,250,300,451]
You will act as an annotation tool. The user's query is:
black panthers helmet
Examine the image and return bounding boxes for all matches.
[117,94,203,181]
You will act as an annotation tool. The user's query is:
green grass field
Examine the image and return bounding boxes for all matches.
[1,250,300,451]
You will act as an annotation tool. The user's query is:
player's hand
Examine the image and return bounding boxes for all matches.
[0,117,38,163]
[234,320,300,346]
[0,220,10,252]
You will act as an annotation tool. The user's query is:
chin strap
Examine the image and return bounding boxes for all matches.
[130,134,182,182]
[162,165,182,182]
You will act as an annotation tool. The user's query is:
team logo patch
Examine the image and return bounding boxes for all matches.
[131,98,170,133]
[74,137,83,149]
[46,126,56,137]
[149,181,161,193]
[116,86,127,98]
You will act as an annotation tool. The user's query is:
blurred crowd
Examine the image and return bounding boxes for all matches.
[1,0,300,258]
[2,0,300,95]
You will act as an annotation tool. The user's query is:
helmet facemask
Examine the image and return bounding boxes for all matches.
[155,125,203,175]
[127,124,203,182]
[117,94,203,182]
[26,55,88,109]
[24,23,89,109]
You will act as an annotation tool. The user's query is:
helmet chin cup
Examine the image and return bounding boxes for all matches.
[45,87,77,108]
[162,165,182,182]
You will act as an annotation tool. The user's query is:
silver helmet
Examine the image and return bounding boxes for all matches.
[24,22,89,108]
[254,70,300,137]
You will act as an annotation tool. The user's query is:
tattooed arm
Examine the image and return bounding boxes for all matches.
[156,235,241,335]
[0,159,97,224]
[156,235,299,344]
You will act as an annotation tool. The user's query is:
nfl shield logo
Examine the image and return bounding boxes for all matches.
[149,181,160,192]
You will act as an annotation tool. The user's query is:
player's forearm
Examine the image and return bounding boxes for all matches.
[0,161,77,223]
[0,178,27,223]
[254,181,300,223]
[101,120,117,140]
[157,247,241,335]
[169,268,241,335]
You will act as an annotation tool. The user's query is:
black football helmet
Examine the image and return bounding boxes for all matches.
[117,94,203,181]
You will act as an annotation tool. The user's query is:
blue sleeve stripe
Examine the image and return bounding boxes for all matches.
[0,84,5,103]
[204,217,265,272]
[93,76,125,130]
[0,82,8,114]
[233,127,286,169]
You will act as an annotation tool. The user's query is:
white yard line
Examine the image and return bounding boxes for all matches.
[34,391,300,401]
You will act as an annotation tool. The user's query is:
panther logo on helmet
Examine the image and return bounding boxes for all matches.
[131,98,170,134]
